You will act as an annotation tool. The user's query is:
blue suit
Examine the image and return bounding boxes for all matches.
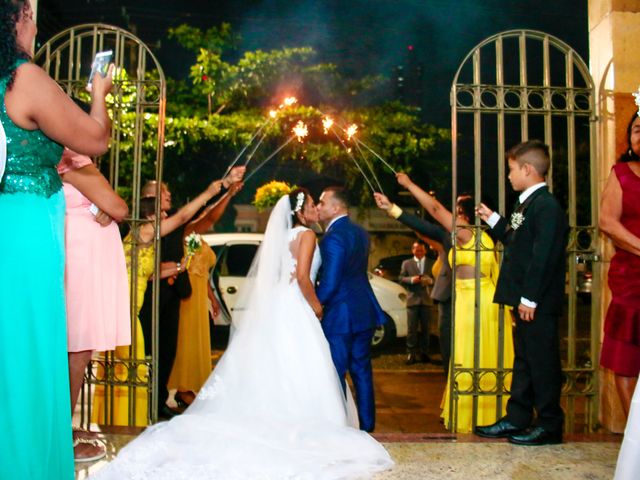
[316,215,386,432]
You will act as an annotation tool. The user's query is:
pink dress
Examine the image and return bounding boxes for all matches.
[57,149,131,352]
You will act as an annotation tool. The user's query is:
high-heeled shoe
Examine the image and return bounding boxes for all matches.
[174,391,194,409]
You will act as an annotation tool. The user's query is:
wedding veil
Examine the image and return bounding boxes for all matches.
[230,194,293,335]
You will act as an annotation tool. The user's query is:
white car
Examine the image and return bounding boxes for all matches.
[203,233,408,348]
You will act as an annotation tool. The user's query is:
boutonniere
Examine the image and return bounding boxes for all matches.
[510,212,525,230]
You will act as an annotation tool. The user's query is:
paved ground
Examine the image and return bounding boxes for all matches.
[75,332,622,479]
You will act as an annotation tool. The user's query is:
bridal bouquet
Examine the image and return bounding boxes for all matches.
[253,180,296,212]
[184,232,203,269]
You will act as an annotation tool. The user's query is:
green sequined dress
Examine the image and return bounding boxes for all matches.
[0,61,74,479]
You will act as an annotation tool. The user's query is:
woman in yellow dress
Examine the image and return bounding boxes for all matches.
[169,182,242,406]
[93,180,226,426]
[396,173,514,433]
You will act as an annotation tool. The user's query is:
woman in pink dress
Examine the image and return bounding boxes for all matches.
[57,148,130,462]
[599,112,640,417]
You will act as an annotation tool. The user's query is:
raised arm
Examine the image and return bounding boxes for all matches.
[476,202,509,242]
[296,230,323,319]
[395,174,472,244]
[158,181,223,237]
[374,192,448,248]
[185,182,243,236]
[599,169,640,256]
[6,63,112,156]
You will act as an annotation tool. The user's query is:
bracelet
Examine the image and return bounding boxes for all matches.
[176,262,182,273]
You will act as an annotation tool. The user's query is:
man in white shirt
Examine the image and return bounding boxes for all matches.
[399,241,433,365]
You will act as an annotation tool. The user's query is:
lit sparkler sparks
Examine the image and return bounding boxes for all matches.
[346,124,358,141]
[292,121,308,142]
[322,116,334,134]
[269,109,277,118]
[281,96,298,108]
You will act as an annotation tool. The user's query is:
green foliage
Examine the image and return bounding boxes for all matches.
[114,24,451,210]
[168,23,239,54]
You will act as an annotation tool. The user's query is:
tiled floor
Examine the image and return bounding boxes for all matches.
[75,369,622,479]
[76,431,620,480]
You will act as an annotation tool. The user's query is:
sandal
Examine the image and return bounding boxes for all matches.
[72,427,100,440]
[73,437,106,463]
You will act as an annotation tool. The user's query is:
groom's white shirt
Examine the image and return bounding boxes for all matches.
[325,214,348,232]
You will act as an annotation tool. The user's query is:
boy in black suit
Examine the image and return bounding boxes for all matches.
[474,140,567,445]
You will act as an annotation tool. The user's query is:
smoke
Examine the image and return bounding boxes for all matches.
[230,0,587,124]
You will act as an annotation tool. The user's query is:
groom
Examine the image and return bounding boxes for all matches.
[316,186,387,432]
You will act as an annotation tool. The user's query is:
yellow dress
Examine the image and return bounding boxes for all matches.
[168,242,217,393]
[441,231,514,433]
[92,233,154,426]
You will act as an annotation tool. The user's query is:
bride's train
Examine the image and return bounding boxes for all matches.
[91,201,393,479]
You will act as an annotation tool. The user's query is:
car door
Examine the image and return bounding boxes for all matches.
[211,240,261,325]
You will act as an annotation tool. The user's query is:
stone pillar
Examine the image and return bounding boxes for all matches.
[589,0,640,434]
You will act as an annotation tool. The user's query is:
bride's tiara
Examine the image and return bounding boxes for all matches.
[294,192,305,212]
[634,86,640,117]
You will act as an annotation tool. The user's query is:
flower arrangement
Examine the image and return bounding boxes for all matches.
[185,232,202,255]
[184,232,203,269]
[510,212,525,231]
[253,180,296,212]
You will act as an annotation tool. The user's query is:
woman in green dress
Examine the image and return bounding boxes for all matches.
[0,1,112,477]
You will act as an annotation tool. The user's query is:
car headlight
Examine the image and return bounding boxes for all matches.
[398,292,407,302]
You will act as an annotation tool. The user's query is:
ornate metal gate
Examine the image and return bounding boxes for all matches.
[34,24,167,425]
[449,29,600,432]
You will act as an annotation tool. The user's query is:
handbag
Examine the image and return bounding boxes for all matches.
[173,270,192,299]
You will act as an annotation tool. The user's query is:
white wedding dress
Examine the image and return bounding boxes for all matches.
[614,376,640,480]
[91,196,393,480]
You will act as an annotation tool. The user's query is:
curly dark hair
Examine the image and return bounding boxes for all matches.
[0,0,29,90]
[456,195,475,223]
[618,112,640,163]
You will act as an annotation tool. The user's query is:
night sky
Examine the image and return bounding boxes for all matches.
[37,0,589,127]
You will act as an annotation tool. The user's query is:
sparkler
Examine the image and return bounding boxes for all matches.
[346,124,358,141]
[292,120,308,142]
[222,120,271,179]
[353,139,385,194]
[322,114,396,176]
[282,96,298,107]
[354,137,397,174]
[322,116,334,134]
[242,130,269,167]
[244,121,309,182]
[223,97,299,179]
[329,126,378,194]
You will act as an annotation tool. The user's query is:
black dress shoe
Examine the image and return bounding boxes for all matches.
[405,354,417,365]
[474,418,524,438]
[419,353,431,364]
[508,426,562,446]
[158,405,182,420]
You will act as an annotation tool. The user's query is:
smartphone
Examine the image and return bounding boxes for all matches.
[87,50,113,88]
[88,203,99,216]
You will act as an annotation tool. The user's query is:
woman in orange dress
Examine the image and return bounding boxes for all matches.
[169,182,242,405]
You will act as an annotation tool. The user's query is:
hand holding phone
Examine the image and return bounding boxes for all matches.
[87,50,113,90]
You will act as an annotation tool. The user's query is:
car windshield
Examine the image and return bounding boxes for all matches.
[216,243,259,277]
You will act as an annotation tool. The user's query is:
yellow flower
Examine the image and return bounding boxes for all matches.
[253,180,296,212]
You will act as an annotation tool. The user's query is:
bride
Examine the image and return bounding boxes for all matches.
[91,188,394,479]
